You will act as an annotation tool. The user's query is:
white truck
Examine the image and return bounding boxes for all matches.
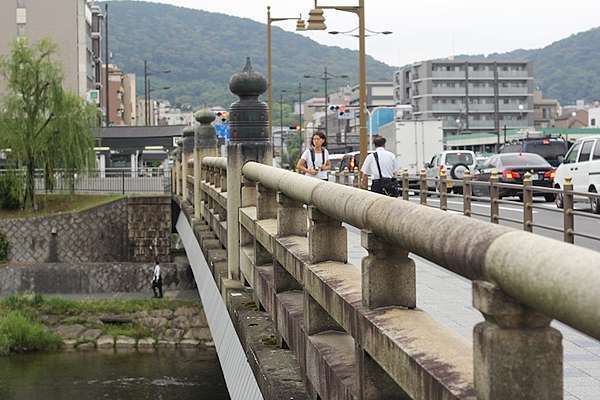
[378,119,444,177]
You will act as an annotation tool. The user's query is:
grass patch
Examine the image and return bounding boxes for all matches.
[102,323,152,340]
[0,294,197,317]
[0,194,124,219]
[0,311,62,355]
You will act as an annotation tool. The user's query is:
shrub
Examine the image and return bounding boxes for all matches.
[0,232,8,262]
[0,171,24,210]
[0,311,62,354]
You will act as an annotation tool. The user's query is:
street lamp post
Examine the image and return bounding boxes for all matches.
[267,6,306,141]
[306,0,368,187]
[304,67,348,136]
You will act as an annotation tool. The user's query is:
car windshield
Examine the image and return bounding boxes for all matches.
[444,153,473,166]
[500,154,550,167]
[525,142,567,161]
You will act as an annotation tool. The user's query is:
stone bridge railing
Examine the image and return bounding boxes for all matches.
[180,154,600,400]
[170,59,600,400]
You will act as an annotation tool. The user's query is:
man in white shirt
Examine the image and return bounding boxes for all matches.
[151,260,163,298]
[360,136,400,197]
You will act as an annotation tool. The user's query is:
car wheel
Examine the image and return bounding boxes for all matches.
[544,194,556,203]
[590,187,600,214]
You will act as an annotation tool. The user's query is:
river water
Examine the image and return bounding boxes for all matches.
[0,349,230,400]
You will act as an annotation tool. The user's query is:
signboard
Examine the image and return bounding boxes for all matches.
[87,90,100,105]
[338,109,355,120]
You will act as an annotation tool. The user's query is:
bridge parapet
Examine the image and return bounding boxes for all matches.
[171,63,600,400]
[175,142,600,400]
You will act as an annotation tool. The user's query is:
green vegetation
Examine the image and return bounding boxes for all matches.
[282,132,304,169]
[0,194,123,219]
[0,311,63,355]
[0,232,9,262]
[101,323,152,340]
[454,27,600,104]
[0,294,194,317]
[0,38,97,210]
[101,1,395,109]
[103,1,600,106]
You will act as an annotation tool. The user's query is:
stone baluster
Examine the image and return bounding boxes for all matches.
[307,205,347,264]
[276,192,306,237]
[256,182,277,220]
[473,280,562,399]
[360,230,415,309]
[226,58,272,281]
[193,109,219,221]
[181,126,194,203]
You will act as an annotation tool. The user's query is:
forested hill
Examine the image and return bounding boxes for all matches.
[102,1,396,108]
[104,1,599,108]
[454,27,600,104]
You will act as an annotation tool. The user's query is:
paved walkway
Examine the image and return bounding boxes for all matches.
[346,225,600,400]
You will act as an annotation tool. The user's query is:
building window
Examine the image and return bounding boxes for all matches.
[503,99,510,104]
[592,118,597,127]
[17,24,26,36]
[17,0,26,7]
[16,7,26,24]
[446,66,452,71]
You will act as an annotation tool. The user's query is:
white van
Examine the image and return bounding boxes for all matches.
[426,150,477,192]
[554,136,600,213]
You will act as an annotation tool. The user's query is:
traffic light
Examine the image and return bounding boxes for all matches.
[328,104,349,118]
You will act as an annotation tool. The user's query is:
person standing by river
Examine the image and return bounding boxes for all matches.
[151,260,163,298]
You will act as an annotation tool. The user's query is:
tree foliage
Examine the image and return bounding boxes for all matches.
[0,38,96,210]
[101,1,396,108]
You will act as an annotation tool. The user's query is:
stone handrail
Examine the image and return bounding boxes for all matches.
[202,156,227,170]
[242,161,600,340]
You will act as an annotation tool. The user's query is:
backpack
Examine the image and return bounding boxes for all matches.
[309,149,326,170]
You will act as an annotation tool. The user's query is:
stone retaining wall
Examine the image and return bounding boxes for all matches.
[0,195,172,263]
[0,262,194,295]
[0,198,128,263]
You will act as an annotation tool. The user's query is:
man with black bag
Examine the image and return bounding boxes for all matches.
[360,136,400,197]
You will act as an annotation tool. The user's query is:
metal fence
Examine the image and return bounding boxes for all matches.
[0,168,171,194]
[327,166,600,245]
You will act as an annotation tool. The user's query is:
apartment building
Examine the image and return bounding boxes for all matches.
[394,60,534,137]
[0,0,103,104]
[101,65,136,126]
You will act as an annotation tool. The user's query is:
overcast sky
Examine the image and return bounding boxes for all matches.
[129,0,600,66]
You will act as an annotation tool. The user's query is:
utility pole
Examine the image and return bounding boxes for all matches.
[144,60,148,126]
[104,3,109,127]
[324,66,329,135]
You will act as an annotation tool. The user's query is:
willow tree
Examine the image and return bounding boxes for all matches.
[0,38,96,209]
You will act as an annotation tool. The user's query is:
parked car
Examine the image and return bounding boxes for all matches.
[426,150,477,192]
[472,153,556,202]
[554,136,600,213]
[338,151,374,172]
[328,153,344,172]
[500,137,568,167]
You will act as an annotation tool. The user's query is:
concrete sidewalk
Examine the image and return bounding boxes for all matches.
[346,225,600,400]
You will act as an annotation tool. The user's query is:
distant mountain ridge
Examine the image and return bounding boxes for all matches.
[451,27,600,104]
[104,1,600,107]
[103,1,395,108]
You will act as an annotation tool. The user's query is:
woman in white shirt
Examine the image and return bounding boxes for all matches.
[296,132,331,180]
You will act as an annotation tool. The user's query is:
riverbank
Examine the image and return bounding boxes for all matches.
[0,294,212,355]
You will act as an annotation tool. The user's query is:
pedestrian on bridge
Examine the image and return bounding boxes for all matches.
[361,136,400,197]
[297,131,331,181]
[151,260,163,298]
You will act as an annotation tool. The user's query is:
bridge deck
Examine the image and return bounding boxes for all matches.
[345,225,600,400]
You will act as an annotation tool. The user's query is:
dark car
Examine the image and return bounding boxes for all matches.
[473,153,556,202]
[500,138,568,167]
[338,151,374,172]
